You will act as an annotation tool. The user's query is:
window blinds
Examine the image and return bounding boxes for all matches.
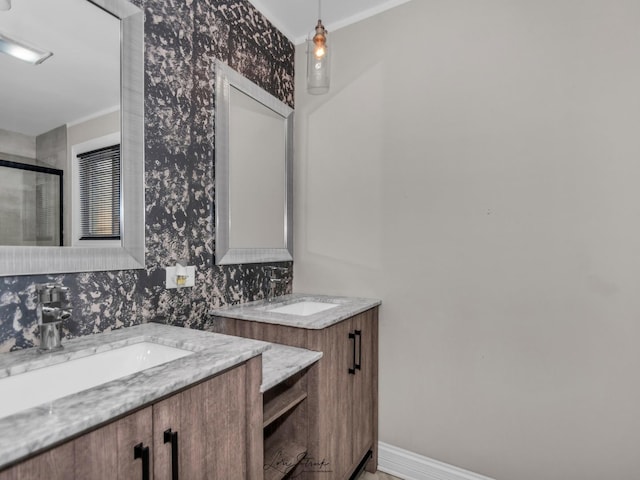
[77,144,121,240]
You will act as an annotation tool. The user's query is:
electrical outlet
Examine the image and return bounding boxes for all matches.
[165,265,196,289]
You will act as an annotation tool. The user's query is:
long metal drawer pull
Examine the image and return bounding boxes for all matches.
[164,428,180,480]
[355,330,362,370]
[348,332,356,375]
[133,442,150,480]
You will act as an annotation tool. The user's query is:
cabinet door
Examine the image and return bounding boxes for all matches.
[314,309,378,479]
[75,407,153,480]
[204,364,247,479]
[153,390,183,480]
[0,442,74,480]
[308,317,356,479]
[351,309,377,464]
[153,365,248,480]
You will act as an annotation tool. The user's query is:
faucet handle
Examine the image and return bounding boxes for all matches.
[55,286,70,304]
[36,283,55,303]
[36,283,71,305]
[265,266,287,278]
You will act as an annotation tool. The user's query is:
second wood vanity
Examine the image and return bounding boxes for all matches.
[213,294,380,480]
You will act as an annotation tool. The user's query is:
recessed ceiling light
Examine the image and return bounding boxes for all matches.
[0,0,11,11]
[0,33,53,64]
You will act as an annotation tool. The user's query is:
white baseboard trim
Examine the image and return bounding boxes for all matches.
[377,442,496,480]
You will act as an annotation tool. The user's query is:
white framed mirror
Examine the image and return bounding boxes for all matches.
[214,60,293,265]
[0,0,144,275]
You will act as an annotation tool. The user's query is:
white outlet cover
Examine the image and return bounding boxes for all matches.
[165,266,196,289]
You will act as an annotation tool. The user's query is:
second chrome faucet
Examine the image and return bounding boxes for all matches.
[265,266,287,302]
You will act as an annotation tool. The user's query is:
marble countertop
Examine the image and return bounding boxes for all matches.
[212,293,381,329]
[261,343,322,393]
[0,323,270,469]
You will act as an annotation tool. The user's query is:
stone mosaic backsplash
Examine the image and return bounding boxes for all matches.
[0,0,294,353]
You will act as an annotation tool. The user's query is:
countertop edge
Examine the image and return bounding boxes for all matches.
[261,343,323,393]
[0,323,270,470]
[211,293,381,329]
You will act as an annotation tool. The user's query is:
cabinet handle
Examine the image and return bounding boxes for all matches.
[164,428,180,480]
[355,329,362,371]
[133,442,150,480]
[348,332,356,375]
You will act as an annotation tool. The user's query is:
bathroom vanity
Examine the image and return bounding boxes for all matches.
[0,365,255,480]
[0,294,377,480]
[213,294,381,480]
[0,322,325,479]
[0,324,270,479]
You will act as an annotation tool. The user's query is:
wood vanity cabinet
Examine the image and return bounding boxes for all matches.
[74,406,154,479]
[217,306,379,480]
[0,408,153,480]
[0,356,262,480]
[0,442,75,480]
[152,361,255,480]
[306,308,378,479]
[0,407,152,480]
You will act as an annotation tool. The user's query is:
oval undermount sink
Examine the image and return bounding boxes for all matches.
[267,301,339,316]
[0,342,193,420]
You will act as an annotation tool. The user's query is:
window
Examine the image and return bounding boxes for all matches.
[77,144,121,240]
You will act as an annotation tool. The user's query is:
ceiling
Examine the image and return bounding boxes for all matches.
[0,0,119,137]
[248,0,412,44]
[0,0,411,140]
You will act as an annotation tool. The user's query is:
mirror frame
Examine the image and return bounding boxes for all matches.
[214,60,293,265]
[0,0,144,276]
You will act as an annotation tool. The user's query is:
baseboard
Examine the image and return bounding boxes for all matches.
[377,442,495,480]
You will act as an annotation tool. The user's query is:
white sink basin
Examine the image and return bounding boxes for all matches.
[0,342,193,419]
[267,301,339,316]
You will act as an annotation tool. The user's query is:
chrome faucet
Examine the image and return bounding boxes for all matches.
[265,266,287,302]
[36,283,72,352]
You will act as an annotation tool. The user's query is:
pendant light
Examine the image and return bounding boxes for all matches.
[307,0,330,95]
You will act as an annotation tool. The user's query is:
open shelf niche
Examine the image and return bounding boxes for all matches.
[262,370,309,480]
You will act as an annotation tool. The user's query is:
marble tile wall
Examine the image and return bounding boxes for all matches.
[0,0,294,353]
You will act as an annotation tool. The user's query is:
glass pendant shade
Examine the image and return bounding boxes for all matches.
[307,20,330,95]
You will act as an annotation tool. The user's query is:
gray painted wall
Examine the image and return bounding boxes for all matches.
[0,129,35,160]
[36,125,67,170]
[293,1,640,479]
